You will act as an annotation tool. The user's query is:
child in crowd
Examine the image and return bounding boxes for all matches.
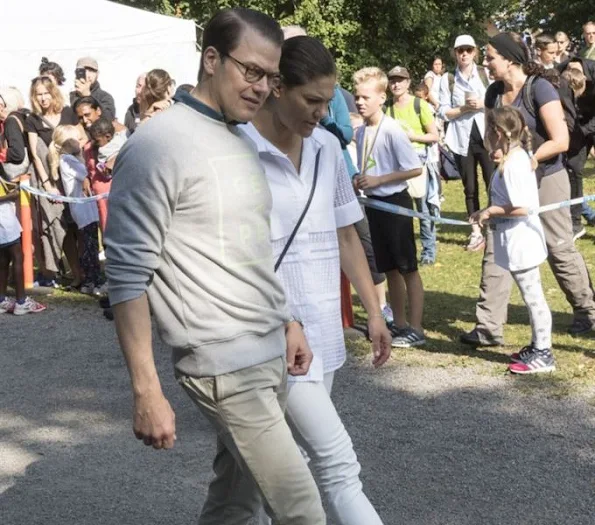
[89,117,127,178]
[353,67,426,347]
[48,125,103,295]
[470,107,554,374]
[0,179,46,314]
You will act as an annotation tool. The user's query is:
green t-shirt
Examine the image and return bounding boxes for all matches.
[386,97,434,152]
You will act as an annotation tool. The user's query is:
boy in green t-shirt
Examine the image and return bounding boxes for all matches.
[385,66,439,265]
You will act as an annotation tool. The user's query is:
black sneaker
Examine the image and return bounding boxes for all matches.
[98,296,110,309]
[392,327,426,348]
[510,344,535,363]
[460,328,504,347]
[567,318,594,336]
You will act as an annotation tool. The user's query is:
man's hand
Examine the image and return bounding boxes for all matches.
[75,78,92,97]
[286,321,313,376]
[133,389,177,450]
[354,174,381,190]
[367,316,392,367]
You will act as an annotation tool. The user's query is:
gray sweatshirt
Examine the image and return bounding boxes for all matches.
[105,93,289,377]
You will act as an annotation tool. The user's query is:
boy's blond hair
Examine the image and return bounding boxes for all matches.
[352,67,388,92]
[562,68,587,96]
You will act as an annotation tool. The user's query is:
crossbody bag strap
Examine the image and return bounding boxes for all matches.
[274,150,321,272]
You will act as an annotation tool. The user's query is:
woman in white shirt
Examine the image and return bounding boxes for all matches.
[439,34,494,251]
[423,56,444,109]
[241,36,391,525]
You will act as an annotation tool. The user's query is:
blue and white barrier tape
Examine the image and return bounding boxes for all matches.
[20,180,108,204]
[18,182,595,224]
[358,196,470,226]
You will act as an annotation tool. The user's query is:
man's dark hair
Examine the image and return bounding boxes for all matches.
[89,117,115,138]
[73,96,100,112]
[198,8,284,81]
[535,34,555,51]
[279,36,336,88]
[39,57,66,86]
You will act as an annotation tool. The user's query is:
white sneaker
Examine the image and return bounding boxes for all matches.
[466,232,485,252]
[79,284,95,295]
[13,297,47,315]
[94,282,108,296]
[0,297,16,314]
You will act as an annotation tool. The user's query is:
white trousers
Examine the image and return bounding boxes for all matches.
[259,372,384,525]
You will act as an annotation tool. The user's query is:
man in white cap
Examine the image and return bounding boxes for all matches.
[70,56,116,121]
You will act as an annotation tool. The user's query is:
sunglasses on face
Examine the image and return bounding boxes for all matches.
[456,47,475,54]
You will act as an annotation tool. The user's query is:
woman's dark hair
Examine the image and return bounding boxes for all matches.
[199,8,284,80]
[279,36,336,88]
[430,56,443,67]
[89,117,115,139]
[73,96,100,112]
[39,57,66,86]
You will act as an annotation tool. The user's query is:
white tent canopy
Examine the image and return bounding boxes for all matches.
[1,0,200,120]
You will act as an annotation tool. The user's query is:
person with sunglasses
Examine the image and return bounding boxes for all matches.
[105,7,326,524]
[438,34,493,252]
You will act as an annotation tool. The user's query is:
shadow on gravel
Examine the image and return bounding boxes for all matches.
[1,309,594,525]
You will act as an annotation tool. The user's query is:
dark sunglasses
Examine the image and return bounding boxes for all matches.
[456,46,475,54]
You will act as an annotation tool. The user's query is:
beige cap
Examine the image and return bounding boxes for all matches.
[387,66,410,79]
[76,57,98,70]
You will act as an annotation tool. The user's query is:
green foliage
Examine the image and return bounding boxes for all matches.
[114,0,591,88]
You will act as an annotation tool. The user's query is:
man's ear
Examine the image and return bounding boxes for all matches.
[202,46,221,77]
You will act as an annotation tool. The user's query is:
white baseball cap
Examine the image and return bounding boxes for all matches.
[454,35,477,49]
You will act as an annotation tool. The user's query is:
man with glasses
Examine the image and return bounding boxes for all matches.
[105,7,325,525]
[70,56,116,121]
[581,21,595,60]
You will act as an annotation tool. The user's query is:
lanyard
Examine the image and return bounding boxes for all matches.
[360,115,385,175]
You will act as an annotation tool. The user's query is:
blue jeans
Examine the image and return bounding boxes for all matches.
[414,196,437,261]
[413,153,438,262]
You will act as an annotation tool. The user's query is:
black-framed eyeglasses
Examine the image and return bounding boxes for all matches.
[221,53,281,88]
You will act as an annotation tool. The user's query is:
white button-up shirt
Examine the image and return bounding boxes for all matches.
[240,124,363,382]
[438,65,490,156]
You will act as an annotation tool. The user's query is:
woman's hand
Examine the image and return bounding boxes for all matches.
[367,316,392,368]
[469,208,491,227]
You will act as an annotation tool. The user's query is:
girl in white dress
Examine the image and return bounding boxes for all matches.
[470,106,554,374]
[241,35,391,524]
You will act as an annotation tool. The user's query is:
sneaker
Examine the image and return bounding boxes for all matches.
[510,344,536,363]
[466,232,485,252]
[381,304,394,325]
[392,327,426,348]
[79,283,95,295]
[567,318,594,336]
[0,297,16,314]
[508,349,556,374]
[93,282,108,296]
[460,328,504,347]
[573,226,586,242]
[98,296,111,309]
[33,277,59,288]
[103,307,114,321]
[13,297,47,316]
[420,256,435,266]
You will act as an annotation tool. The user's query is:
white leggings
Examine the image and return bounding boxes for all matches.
[259,372,384,525]
[511,266,552,350]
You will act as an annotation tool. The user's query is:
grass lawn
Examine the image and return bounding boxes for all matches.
[348,161,595,397]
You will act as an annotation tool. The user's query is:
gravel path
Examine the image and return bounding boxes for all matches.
[1,303,594,524]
